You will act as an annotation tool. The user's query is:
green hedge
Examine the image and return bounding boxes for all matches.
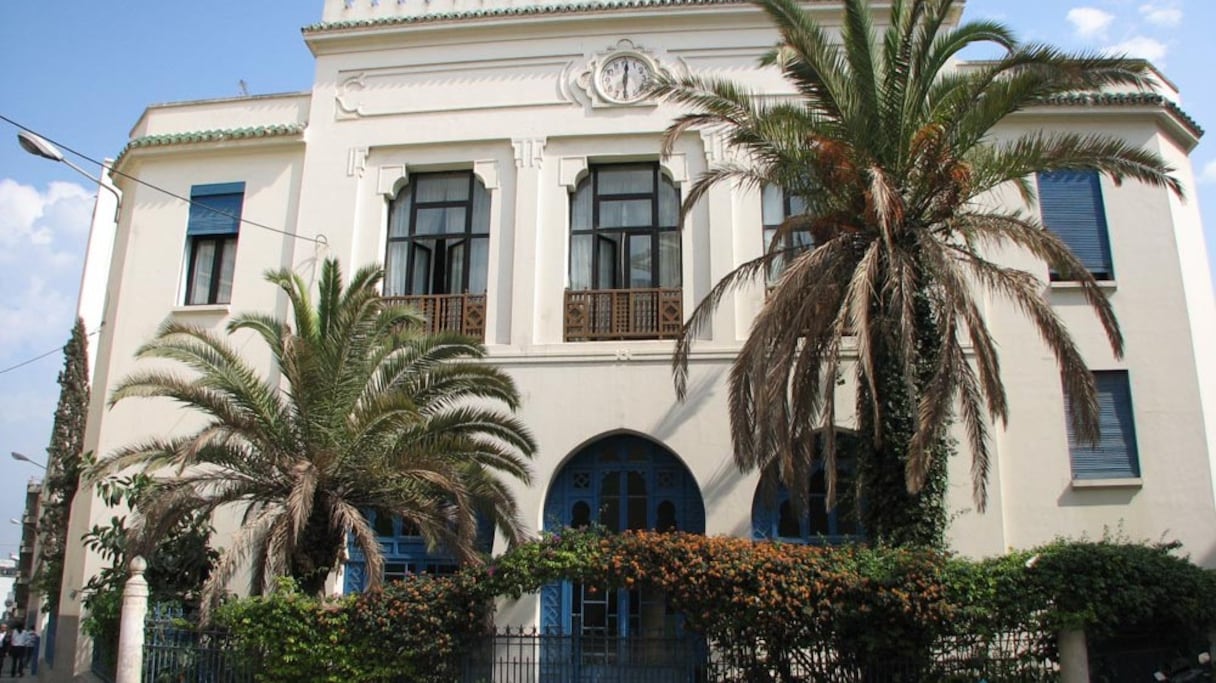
[211,532,1215,682]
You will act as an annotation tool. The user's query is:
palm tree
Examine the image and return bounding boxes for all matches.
[95,258,535,600]
[657,0,1182,546]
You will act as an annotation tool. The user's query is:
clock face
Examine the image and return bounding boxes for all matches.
[598,55,654,104]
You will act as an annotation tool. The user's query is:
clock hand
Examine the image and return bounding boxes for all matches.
[623,61,630,95]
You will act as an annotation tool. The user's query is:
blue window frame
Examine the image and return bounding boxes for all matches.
[343,510,492,593]
[1067,370,1141,480]
[1037,170,1114,280]
[751,461,864,545]
[184,182,244,305]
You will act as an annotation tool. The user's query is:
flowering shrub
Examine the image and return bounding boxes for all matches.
[212,532,1215,681]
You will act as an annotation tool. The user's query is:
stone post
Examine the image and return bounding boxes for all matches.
[114,556,148,683]
[1058,629,1090,683]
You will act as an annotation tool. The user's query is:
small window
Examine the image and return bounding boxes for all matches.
[385,171,490,297]
[762,185,813,284]
[1067,370,1140,480]
[1037,171,1114,280]
[184,182,244,305]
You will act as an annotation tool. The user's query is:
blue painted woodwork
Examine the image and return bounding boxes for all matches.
[343,510,493,593]
[541,434,705,637]
[1037,171,1114,279]
[1067,371,1141,479]
[187,182,245,237]
[751,432,865,545]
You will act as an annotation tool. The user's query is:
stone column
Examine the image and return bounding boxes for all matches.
[114,557,148,683]
[1058,629,1089,683]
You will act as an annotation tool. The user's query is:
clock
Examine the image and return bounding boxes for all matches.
[597,54,654,104]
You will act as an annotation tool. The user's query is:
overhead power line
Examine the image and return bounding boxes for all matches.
[0,113,327,246]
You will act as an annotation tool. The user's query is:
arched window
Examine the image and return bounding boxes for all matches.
[761,185,813,284]
[569,163,681,291]
[385,171,490,297]
[751,433,865,545]
[541,434,704,642]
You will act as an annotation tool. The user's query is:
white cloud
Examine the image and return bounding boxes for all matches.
[1103,36,1169,64]
[1198,160,1216,185]
[1067,7,1115,40]
[1139,3,1183,27]
[0,177,91,359]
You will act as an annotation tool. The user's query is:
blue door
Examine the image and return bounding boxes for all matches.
[541,434,705,681]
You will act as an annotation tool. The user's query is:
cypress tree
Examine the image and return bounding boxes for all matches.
[32,318,90,612]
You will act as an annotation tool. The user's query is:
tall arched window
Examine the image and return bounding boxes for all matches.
[569,163,681,291]
[565,164,683,341]
[761,185,813,284]
[385,171,490,297]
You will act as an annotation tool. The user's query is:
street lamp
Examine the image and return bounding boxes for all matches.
[17,131,120,218]
[9,452,45,471]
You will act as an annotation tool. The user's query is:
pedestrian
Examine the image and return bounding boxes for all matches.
[24,629,37,677]
[0,623,10,676]
[8,625,26,677]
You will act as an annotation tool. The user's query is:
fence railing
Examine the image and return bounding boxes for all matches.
[564,288,683,341]
[386,293,487,340]
[460,627,1058,683]
[136,617,1056,683]
[143,615,253,683]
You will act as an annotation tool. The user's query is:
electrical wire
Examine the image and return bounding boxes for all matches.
[0,329,101,376]
[0,113,327,245]
[0,113,331,375]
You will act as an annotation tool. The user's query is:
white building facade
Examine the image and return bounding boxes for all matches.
[51,0,1216,678]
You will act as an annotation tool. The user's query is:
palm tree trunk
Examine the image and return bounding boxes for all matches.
[856,291,950,549]
[290,509,346,596]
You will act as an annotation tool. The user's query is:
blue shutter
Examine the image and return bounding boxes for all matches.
[1067,371,1141,479]
[187,182,245,236]
[1037,171,1113,279]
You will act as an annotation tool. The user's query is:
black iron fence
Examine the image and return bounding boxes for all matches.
[134,618,1057,683]
[143,614,253,683]
[459,628,1058,683]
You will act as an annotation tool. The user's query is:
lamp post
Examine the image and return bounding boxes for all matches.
[17,132,120,219]
[9,452,46,471]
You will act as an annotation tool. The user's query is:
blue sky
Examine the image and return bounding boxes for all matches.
[0,0,1211,556]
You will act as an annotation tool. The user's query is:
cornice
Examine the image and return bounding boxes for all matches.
[113,123,307,169]
[1037,93,1202,139]
[302,0,851,32]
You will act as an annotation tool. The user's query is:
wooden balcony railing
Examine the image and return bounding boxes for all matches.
[564,288,683,342]
[385,293,486,340]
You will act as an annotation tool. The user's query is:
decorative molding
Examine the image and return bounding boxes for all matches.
[472,159,500,190]
[661,153,688,184]
[347,147,368,177]
[512,138,547,169]
[335,59,575,120]
[699,127,732,170]
[377,164,407,197]
[558,156,588,191]
[573,39,677,109]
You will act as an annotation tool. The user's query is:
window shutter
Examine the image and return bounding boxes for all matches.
[187,182,245,236]
[1067,371,1141,479]
[1038,171,1113,279]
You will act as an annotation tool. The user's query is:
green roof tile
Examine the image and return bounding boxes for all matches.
[1038,93,1202,137]
[114,123,306,167]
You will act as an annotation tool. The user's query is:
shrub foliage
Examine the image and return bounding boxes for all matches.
[209,531,1215,682]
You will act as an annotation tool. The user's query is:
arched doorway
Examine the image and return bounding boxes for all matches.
[541,433,705,637]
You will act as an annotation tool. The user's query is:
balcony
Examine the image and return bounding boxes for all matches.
[564,288,683,342]
[386,293,486,340]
